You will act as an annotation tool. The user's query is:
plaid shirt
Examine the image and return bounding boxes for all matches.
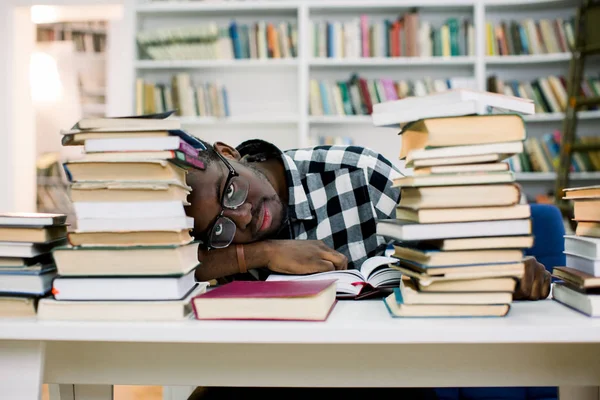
[237,140,402,270]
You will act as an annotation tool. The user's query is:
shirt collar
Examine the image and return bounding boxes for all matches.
[280,153,313,221]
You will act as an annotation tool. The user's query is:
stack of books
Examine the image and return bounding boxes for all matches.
[37,112,209,321]
[552,185,600,316]
[373,90,536,317]
[0,213,66,318]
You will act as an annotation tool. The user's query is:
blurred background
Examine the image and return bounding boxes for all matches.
[1,0,599,230]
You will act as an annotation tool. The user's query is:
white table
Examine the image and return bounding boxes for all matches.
[2,299,600,400]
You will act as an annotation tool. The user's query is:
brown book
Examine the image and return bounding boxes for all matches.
[412,153,502,168]
[396,204,530,224]
[0,226,66,243]
[577,222,600,238]
[393,171,514,188]
[574,199,600,222]
[69,181,190,203]
[393,245,524,267]
[398,114,526,159]
[552,266,600,290]
[393,261,525,278]
[62,130,170,146]
[67,230,193,247]
[64,160,186,184]
[0,297,37,318]
[413,162,509,175]
[399,279,513,305]
[399,184,521,209]
[563,185,600,200]
[416,236,534,251]
[53,242,200,276]
[416,277,517,293]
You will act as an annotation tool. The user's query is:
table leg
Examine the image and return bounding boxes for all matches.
[0,340,45,400]
[48,384,75,400]
[559,386,600,400]
[73,385,113,400]
[163,386,195,400]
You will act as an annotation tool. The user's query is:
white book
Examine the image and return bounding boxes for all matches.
[564,235,600,260]
[75,216,194,233]
[372,90,534,127]
[0,212,66,227]
[73,200,186,219]
[0,269,56,296]
[566,254,600,276]
[553,283,600,317]
[37,283,208,321]
[52,270,197,301]
[376,218,532,241]
[84,136,185,153]
[0,239,67,258]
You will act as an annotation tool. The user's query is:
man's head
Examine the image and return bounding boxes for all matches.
[186,141,287,248]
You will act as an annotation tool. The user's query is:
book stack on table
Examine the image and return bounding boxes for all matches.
[373,90,537,317]
[552,185,600,317]
[38,112,209,321]
[0,213,66,318]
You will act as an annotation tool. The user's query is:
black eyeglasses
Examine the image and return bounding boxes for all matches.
[205,152,249,250]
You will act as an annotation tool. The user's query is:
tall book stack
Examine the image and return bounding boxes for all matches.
[552,185,600,317]
[0,213,66,318]
[372,90,536,317]
[38,112,209,321]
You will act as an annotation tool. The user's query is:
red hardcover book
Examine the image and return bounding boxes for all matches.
[191,280,337,321]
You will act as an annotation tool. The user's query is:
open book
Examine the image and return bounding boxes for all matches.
[266,256,402,299]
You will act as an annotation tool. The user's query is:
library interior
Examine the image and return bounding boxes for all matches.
[1,0,600,400]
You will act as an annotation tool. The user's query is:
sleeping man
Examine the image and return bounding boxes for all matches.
[184,138,551,400]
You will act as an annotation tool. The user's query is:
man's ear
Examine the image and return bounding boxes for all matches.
[214,142,241,161]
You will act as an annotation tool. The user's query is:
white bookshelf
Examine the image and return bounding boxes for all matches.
[128,0,600,192]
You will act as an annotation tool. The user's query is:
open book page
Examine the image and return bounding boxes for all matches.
[265,255,401,296]
[360,256,402,287]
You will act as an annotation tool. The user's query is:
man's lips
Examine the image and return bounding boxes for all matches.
[260,203,272,232]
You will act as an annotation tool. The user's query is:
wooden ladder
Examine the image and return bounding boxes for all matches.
[555,0,600,216]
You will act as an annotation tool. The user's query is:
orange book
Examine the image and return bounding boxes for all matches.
[267,23,280,58]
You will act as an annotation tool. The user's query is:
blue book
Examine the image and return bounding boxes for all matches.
[229,22,242,59]
[0,265,56,296]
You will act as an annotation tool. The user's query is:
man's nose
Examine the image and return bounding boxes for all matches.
[222,202,253,230]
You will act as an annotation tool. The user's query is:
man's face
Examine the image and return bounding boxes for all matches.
[186,152,286,246]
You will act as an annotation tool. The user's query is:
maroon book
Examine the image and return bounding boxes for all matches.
[191,280,338,321]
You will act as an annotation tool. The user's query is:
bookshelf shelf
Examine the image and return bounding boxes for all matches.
[308,116,373,124]
[524,110,600,122]
[135,1,300,13]
[128,0,598,195]
[135,59,299,70]
[515,172,600,181]
[485,53,572,65]
[483,0,578,8]
[309,56,476,67]
[177,115,299,125]
[307,0,475,11]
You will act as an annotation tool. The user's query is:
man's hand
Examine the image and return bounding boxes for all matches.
[265,240,348,275]
[513,256,551,301]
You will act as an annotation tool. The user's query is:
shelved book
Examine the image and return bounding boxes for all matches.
[136,21,298,61]
[38,113,209,321]
[0,213,67,318]
[375,91,534,317]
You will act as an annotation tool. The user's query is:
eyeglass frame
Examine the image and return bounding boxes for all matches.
[203,151,249,250]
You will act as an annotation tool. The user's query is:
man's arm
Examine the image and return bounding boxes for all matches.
[195,240,348,282]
